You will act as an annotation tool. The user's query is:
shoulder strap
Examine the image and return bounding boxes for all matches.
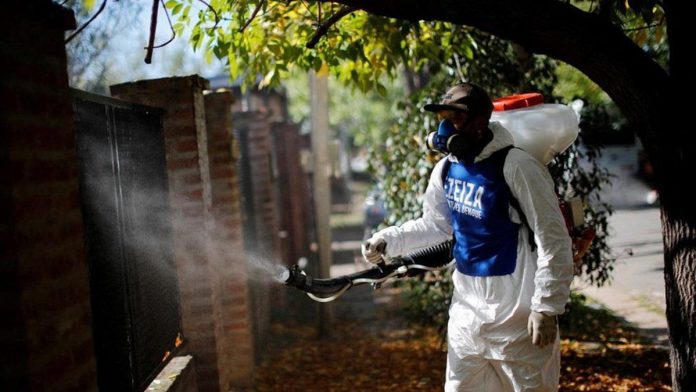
[440,158,451,185]
[439,158,457,252]
[500,146,537,251]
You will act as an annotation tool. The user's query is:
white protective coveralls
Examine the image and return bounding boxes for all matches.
[374,122,574,391]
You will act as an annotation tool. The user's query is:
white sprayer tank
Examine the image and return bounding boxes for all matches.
[490,93,579,165]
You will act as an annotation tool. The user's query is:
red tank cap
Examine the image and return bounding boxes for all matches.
[492,93,544,111]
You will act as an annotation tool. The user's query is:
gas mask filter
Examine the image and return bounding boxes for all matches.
[426,120,470,158]
[426,119,456,154]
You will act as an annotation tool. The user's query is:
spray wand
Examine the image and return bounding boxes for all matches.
[277,241,454,302]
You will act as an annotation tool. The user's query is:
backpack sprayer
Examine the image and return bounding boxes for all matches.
[277,241,454,302]
[280,93,595,302]
[485,93,596,263]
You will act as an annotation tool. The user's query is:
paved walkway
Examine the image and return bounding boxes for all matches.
[573,207,668,346]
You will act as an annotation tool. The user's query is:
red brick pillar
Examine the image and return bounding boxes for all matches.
[271,122,313,267]
[232,111,280,355]
[111,76,227,392]
[0,2,98,390]
[203,90,255,388]
[235,113,281,257]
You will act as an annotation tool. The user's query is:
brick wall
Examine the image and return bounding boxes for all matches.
[270,122,313,267]
[0,2,98,390]
[233,112,281,257]
[111,76,229,392]
[203,90,255,388]
[229,89,288,123]
[232,111,280,358]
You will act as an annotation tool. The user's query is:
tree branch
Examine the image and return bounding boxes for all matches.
[148,0,176,49]
[144,0,159,64]
[623,18,664,33]
[299,0,318,21]
[198,0,220,30]
[239,0,265,33]
[64,0,107,43]
[452,53,466,82]
[317,0,322,23]
[306,6,355,48]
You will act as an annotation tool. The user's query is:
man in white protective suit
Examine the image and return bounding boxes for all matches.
[362,83,574,391]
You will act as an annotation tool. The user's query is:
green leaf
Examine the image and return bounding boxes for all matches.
[260,68,275,87]
[83,0,96,11]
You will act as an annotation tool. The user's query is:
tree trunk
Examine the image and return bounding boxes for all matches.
[658,105,696,391]
[662,204,696,391]
[662,1,696,387]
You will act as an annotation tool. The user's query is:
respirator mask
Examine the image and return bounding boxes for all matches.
[425,119,471,158]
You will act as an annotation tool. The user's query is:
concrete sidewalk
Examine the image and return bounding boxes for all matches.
[573,207,669,346]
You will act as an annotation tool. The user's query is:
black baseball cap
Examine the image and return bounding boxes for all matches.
[424,83,494,118]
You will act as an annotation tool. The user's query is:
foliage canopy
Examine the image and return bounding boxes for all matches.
[166,0,666,91]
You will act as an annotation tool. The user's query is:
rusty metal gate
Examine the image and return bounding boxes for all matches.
[72,90,182,391]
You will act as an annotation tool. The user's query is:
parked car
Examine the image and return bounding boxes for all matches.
[579,140,658,209]
[363,184,388,239]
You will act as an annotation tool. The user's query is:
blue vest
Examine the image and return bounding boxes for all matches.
[442,148,520,276]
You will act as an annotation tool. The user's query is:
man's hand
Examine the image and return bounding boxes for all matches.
[527,311,557,347]
[362,237,387,264]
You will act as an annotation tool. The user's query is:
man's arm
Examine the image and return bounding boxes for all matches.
[505,149,574,315]
[370,158,453,258]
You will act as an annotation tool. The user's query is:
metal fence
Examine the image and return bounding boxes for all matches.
[72,90,182,391]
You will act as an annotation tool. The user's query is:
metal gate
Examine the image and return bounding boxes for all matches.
[72,90,182,391]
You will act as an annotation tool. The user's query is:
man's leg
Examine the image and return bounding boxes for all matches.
[497,336,560,392]
[445,348,506,392]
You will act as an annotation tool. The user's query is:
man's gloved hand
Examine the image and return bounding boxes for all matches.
[527,311,557,347]
[362,236,387,264]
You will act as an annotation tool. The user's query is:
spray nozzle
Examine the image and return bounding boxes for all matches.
[274,266,292,284]
[275,264,305,286]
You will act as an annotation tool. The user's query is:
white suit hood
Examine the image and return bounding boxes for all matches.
[475,121,515,163]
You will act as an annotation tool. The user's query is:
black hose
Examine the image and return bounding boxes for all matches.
[281,266,353,295]
[400,240,453,275]
[279,240,453,298]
